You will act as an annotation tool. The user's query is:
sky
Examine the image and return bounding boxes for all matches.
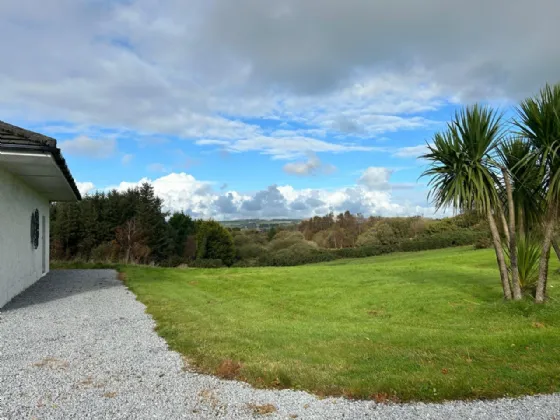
[1,0,559,220]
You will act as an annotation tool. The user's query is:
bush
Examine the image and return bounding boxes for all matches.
[356,229,381,247]
[505,235,540,296]
[474,236,493,249]
[332,244,396,259]
[190,259,225,268]
[268,231,307,252]
[236,243,267,259]
[91,241,119,263]
[311,230,330,248]
[161,255,185,268]
[233,230,267,248]
[231,258,260,267]
[259,243,336,266]
[272,230,305,241]
[196,221,236,266]
[375,222,398,245]
[399,230,484,252]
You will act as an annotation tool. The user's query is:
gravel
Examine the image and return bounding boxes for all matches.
[0,269,559,419]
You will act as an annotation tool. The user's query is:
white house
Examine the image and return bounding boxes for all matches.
[0,121,80,307]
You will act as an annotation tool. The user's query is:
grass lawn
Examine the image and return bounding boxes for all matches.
[119,248,560,401]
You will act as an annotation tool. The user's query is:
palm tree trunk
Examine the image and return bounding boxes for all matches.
[518,207,525,237]
[487,208,512,300]
[552,239,560,262]
[503,168,522,300]
[535,204,557,303]
[500,211,511,244]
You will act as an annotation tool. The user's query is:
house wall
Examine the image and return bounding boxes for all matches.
[0,167,50,308]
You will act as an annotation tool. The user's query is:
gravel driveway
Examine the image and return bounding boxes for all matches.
[0,269,558,419]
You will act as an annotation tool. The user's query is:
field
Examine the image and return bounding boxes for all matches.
[120,247,560,402]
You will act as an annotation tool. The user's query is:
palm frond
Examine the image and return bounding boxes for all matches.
[421,105,503,214]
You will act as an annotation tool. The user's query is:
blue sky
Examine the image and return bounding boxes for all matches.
[1,0,558,219]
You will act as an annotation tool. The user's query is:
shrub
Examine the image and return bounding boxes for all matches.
[232,258,260,267]
[190,259,225,268]
[356,229,381,247]
[272,230,305,241]
[474,236,493,249]
[399,230,483,252]
[424,219,459,234]
[259,243,336,266]
[332,244,396,259]
[375,222,398,245]
[161,255,185,268]
[233,230,267,248]
[505,235,540,296]
[311,230,330,248]
[268,231,307,252]
[91,241,120,263]
[237,243,267,259]
[196,221,236,266]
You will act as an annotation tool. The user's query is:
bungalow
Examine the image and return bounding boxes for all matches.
[0,121,80,307]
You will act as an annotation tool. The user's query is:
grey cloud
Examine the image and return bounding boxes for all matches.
[1,0,558,159]
[194,184,214,196]
[283,152,336,176]
[332,117,364,134]
[214,193,238,214]
[290,201,308,211]
[240,185,289,217]
[306,197,325,208]
[196,0,560,98]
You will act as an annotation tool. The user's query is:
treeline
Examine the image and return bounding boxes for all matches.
[50,183,235,267]
[51,184,490,267]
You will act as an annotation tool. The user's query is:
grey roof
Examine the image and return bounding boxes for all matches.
[0,120,81,200]
[0,120,57,148]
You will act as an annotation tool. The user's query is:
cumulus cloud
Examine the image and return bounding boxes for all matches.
[96,171,439,220]
[59,136,116,158]
[283,152,336,176]
[357,167,393,190]
[76,181,95,196]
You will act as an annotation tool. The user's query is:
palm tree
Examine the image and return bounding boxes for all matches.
[422,105,513,299]
[498,139,543,237]
[515,83,560,303]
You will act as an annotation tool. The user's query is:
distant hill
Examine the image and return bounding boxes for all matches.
[219,219,300,230]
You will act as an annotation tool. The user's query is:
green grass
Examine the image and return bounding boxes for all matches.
[94,248,560,401]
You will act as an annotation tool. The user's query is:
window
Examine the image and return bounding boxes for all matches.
[30,209,39,250]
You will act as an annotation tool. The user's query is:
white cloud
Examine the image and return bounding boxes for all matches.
[209,135,377,159]
[96,171,441,220]
[76,181,95,196]
[59,136,116,158]
[394,144,430,158]
[357,167,393,190]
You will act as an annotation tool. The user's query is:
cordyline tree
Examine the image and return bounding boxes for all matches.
[514,83,560,303]
[421,105,520,300]
[422,82,560,303]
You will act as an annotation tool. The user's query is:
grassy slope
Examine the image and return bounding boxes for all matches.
[120,247,560,402]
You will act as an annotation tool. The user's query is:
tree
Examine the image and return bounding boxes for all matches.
[168,212,196,257]
[196,221,236,266]
[422,105,513,300]
[515,83,560,303]
[115,218,145,264]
